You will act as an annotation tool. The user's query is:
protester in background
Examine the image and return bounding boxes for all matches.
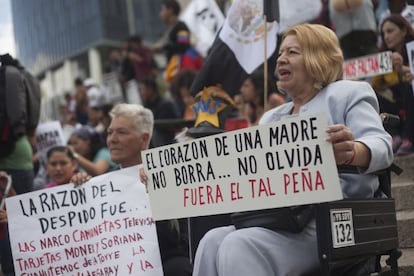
[170,69,197,120]
[313,0,332,28]
[116,39,137,102]
[0,54,40,196]
[61,113,82,144]
[153,0,203,83]
[43,146,78,189]
[108,48,123,77]
[84,78,106,109]
[192,23,393,276]
[98,104,114,142]
[72,103,193,276]
[74,77,89,125]
[379,0,414,27]
[84,78,110,136]
[127,35,157,81]
[139,77,181,147]
[266,92,287,111]
[68,125,117,176]
[0,171,16,276]
[153,0,191,62]
[87,103,105,134]
[59,92,76,124]
[119,39,136,84]
[371,14,414,155]
[329,0,378,59]
[237,68,283,126]
[0,134,35,195]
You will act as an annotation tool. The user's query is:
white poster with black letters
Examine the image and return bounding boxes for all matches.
[143,113,343,220]
[6,166,163,276]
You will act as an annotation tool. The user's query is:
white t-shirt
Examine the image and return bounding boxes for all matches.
[87,86,106,108]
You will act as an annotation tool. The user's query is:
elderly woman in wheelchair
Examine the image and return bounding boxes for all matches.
[191,23,393,276]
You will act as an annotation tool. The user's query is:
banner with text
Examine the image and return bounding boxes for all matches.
[143,113,343,220]
[343,51,392,80]
[6,166,163,276]
[36,121,66,168]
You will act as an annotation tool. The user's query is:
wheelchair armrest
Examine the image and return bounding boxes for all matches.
[337,163,403,198]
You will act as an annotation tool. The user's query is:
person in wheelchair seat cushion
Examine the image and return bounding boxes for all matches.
[191,23,393,276]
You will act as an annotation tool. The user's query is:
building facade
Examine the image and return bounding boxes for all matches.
[11,0,164,120]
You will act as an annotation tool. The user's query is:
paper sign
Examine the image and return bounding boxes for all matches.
[343,51,392,80]
[406,41,414,95]
[35,121,66,167]
[142,113,343,220]
[6,166,163,276]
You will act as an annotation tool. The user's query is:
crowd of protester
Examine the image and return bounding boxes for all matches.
[1,0,414,275]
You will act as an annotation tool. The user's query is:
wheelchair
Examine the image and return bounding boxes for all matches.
[187,113,403,276]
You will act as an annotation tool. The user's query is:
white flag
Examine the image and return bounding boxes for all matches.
[180,0,225,57]
[219,0,279,74]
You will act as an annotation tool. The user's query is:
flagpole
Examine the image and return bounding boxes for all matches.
[263,13,268,110]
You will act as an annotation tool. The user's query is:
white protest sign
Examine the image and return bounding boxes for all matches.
[343,51,393,80]
[406,41,414,95]
[143,113,343,220]
[6,166,163,276]
[35,121,66,167]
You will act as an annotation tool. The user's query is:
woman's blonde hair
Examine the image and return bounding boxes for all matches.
[282,24,344,90]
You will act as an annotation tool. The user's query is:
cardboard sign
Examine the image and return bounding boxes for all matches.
[6,166,163,276]
[343,51,392,80]
[35,121,66,167]
[143,113,343,220]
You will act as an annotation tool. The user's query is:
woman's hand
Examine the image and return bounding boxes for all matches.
[326,124,355,165]
[326,124,371,168]
[391,52,403,72]
[70,172,92,187]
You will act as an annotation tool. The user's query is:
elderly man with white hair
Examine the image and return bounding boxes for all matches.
[72,103,193,276]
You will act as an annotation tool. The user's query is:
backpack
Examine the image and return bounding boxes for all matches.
[0,54,41,158]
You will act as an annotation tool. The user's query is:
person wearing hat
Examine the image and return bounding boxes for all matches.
[84,78,107,110]
[83,78,110,135]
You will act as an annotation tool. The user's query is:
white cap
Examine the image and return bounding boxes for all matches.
[83,78,96,87]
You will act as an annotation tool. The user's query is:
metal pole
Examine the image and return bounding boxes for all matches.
[126,0,136,35]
